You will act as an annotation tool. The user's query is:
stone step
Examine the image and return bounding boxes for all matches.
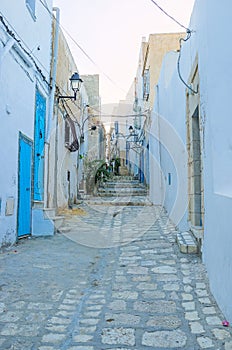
[102,182,143,188]
[176,231,198,254]
[98,187,147,193]
[84,197,152,206]
[97,192,147,197]
[110,176,136,181]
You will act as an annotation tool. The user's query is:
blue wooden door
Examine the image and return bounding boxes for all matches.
[34,89,46,201]
[18,134,32,237]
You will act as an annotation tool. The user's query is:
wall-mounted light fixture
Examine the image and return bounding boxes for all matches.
[128,125,138,138]
[57,72,83,103]
[129,125,134,134]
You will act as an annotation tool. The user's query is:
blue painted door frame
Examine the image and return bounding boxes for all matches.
[18,133,32,237]
[34,89,46,201]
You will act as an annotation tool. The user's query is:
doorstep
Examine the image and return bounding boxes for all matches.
[176,231,198,254]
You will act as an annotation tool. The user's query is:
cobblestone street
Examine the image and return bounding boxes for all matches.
[1,196,232,349]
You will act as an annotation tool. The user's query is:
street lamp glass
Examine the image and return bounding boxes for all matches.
[70,72,83,92]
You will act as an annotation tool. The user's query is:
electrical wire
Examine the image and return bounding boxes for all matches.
[0,14,50,87]
[0,10,90,112]
[177,30,198,94]
[148,0,198,94]
[38,0,126,94]
[149,0,190,31]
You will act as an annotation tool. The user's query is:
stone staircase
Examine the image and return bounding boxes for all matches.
[83,175,151,206]
[97,176,147,197]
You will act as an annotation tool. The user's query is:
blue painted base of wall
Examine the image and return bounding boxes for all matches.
[32,209,54,236]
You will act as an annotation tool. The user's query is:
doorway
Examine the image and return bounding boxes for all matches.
[18,133,32,237]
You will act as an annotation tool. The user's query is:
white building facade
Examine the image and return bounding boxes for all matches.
[0,0,54,245]
[150,0,232,321]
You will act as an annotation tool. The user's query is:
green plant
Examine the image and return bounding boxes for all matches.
[83,158,111,194]
[94,162,110,184]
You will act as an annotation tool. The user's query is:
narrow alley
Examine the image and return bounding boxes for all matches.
[0,177,232,350]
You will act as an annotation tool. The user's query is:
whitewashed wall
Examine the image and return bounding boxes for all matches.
[0,0,53,245]
[150,0,232,321]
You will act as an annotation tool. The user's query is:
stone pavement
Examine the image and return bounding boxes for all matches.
[0,199,232,349]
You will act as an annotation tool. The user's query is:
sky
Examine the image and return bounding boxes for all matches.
[53,0,195,106]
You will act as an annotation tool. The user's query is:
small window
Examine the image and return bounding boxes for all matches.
[65,120,70,144]
[26,0,36,19]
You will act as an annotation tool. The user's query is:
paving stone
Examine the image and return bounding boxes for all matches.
[182,293,193,301]
[206,316,221,325]
[183,277,192,284]
[152,266,177,274]
[1,323,40,336]
[112,291,138,299]
[185,311,200,321]
[46,325,67,332]
[101,328,135,346]
[131,275,151,282]
[136,282,157,290]
[78,326,97,334]
[28,302,53,310]
[105,313,140,326]
[68,347,94,350]
[127,267,148,275]
[86,305,102,311]
[225,341,232,350]
[199,298,211,305]
[202,306,216,315]
[197,336,214,348]
[142,330,187,347]
[212,328,231,340]
[80,318,99,325]
[182,301,195,310]
[134,300,176,313]
[141,290,165,299]
[196,289,209,297]
[48,317,71,325]
[108,300,127,311]
[42,333,66,343]
[189,322,205,334]
[84,311,101,317]
[11,301,26,309]
[62,299,77,304]
[196,282,207,289]
[72,334,93,342]
[146,315,181,329]
[0,311,22,322]
[115,276,127,282]
[184,285,193,292]
[163,283,180,291]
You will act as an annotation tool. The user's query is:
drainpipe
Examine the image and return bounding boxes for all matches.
[46,7,60,142]
[45,7,60,208]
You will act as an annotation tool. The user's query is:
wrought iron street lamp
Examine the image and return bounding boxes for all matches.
[57,72,83,103]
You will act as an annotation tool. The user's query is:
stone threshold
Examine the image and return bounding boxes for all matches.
[176,231,198,254]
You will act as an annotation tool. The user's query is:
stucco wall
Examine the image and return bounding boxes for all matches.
[49,27,89,209]
[0,0,52,245]
[150,0,232,321]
